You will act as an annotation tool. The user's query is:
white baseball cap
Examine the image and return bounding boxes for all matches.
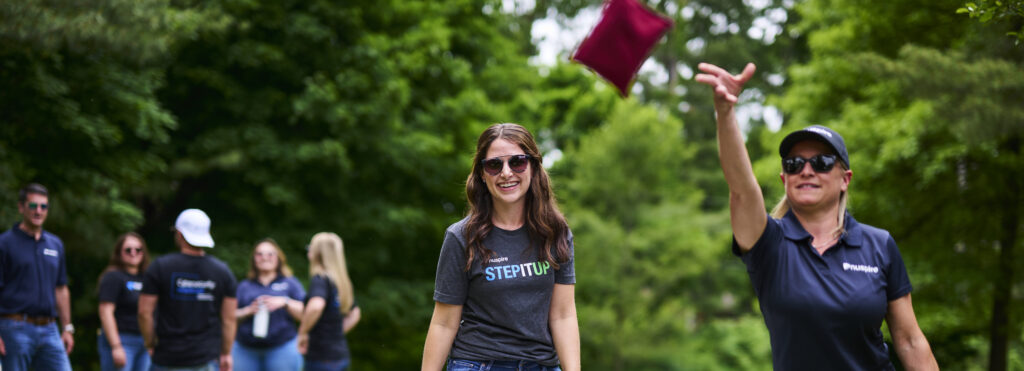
[175,208,215,248]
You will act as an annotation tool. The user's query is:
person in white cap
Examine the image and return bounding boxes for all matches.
[138,208,238,371]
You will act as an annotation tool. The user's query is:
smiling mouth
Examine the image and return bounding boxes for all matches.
[797,184,820,189]
[498,181,519,189]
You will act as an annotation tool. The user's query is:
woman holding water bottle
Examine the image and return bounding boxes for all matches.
[234,238,306,371]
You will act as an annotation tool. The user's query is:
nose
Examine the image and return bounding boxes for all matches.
[798,161,815,176]
[500,161,514,177]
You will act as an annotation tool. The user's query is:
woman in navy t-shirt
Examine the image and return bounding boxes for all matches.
[97,232,151,371]
[297,232,361,371]
[233,238,306,371]
[696,62,938,370]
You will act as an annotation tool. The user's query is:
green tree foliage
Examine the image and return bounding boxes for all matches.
[958,0,1024,43]
[781,0,1024,369]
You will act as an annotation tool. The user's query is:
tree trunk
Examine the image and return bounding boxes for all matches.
[989,136,1020,371]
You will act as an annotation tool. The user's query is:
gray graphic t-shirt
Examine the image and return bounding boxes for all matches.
[433,217,575,366]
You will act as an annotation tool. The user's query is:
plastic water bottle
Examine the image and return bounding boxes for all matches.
[253,302,269,338]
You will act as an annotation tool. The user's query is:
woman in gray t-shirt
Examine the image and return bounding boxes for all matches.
[422,123,580,371]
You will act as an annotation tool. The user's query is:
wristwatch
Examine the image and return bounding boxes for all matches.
[63,324,75,334]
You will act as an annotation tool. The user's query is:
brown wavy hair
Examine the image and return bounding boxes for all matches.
[98,232,151,282]
[463,123,570,271]
[246,238,294,280]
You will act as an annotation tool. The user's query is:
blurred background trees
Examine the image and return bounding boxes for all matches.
[1,0,1021,369]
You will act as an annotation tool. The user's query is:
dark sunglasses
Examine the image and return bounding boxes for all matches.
[26,202,48,211]
[480,154,531,176]
[122,247,142,255]
[782,154,838,174]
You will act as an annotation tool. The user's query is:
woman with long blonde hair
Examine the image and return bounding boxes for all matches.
[297,232,361,371]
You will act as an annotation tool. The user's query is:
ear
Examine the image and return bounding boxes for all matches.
[779,172,785,184]
[840,169,852,192]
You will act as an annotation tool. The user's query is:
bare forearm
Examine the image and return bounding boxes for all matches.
[550,316,581,371]
[421,323,458,371]
[55,286,71,327]
[286,299,304,321]
[896,336,938,370]
[297,301,324,335]
[98,304,121,347]
[221,298,237,355]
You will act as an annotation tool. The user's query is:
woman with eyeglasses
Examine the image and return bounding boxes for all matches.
[422,123,580,371]
[297,232,361,371]
[696,62,938,370]
[233,238,306,371]
[97,232,152,371]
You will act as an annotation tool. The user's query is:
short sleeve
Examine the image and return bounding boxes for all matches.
[288,277,306,301]
[141,260,161,295]
[884,235,913,301]
[235,281,253,307]
[555,231,575,285]
[97,272,122,303]
[732,214,784,268]
[432,229,468,305]
[221,263,238,298]
[308,275,330,299]
[53,237,67,286]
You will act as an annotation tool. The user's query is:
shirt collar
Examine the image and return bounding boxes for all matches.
[10,222,46,242]
[780,210,864,247]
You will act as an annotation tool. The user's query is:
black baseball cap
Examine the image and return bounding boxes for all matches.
[778,125,850,169]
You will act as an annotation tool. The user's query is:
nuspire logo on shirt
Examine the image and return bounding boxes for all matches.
[842,262,879,274]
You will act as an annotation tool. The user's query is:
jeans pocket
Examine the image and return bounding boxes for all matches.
[447,358,483,371]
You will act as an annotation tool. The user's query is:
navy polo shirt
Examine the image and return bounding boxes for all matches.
[733,211,912,371]
[235,275,306,348]
[0,223,68,317]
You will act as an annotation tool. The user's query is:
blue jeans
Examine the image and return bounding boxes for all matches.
[447,359,562,371]
[304,358,350,371]
[232,338,302,371]
[98,331,151,371]
[149,359,219,371]
[0,317,72,371]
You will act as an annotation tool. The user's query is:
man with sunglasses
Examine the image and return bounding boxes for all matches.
[0,183,74,371]
[697,62,938,370]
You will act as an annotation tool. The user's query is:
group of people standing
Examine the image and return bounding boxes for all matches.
[3,59,939,371]
[0,185,359,371]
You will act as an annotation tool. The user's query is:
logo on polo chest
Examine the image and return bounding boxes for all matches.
[842,262,879,274]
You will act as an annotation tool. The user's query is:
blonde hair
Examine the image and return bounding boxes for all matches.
[246,238,294,280]
[770,162,850,237]
[308,232,354,315]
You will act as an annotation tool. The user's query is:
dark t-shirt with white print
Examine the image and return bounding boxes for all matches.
[433,217,575,366]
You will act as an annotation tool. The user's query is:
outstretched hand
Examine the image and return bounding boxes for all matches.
[695,62,756,112]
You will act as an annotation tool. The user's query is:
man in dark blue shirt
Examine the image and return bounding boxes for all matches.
[0,183,74,371]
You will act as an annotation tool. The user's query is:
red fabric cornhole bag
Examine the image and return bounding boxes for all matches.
[571,0,673,96]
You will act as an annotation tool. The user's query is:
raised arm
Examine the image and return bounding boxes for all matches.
[421,302,463,371]
[695,62,766,252]
[886,294,938,370]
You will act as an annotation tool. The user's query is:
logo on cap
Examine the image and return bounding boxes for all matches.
[807,127,833,138]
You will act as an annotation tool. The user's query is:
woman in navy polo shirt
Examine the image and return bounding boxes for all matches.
[233,238,306,371]
[697,62,939,370]
[97,232,151,371]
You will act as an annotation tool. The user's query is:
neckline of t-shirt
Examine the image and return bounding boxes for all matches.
[491,224,526,235]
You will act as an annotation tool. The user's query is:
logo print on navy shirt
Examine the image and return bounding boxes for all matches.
[484,259,551,281]
[171,273,217,301]
[126,281,143,292]
[271,282,289,291]
[43,248,58,257]
[842,262,879,274]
